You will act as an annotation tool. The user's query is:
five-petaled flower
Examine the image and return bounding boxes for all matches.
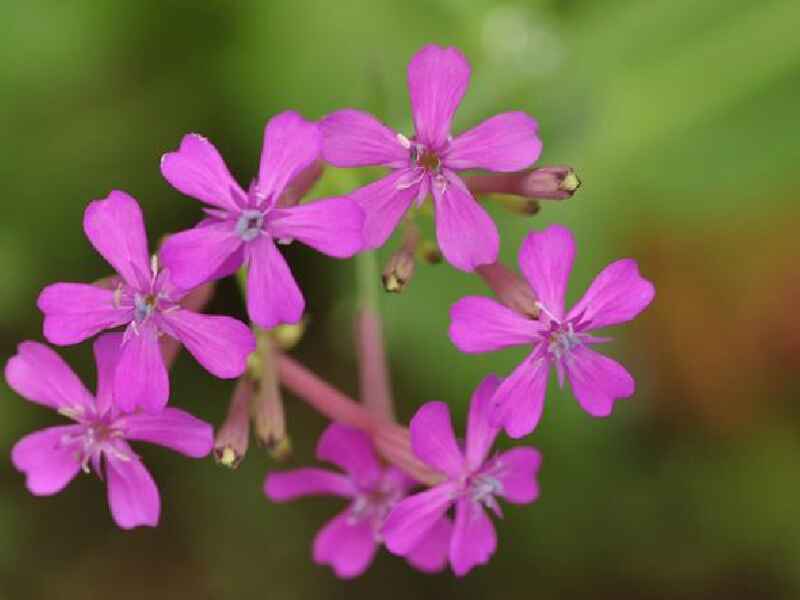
[37,191,256,413]
[159,110,365,328]
[382,376,542,576]
[321,44,542,272]
[6,335,214,529]
[449,225,656,437]
[265,423,452,578]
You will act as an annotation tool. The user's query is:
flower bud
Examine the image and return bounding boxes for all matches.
[213,377,253,468]
[466,165,580,201]
[252,367,290,461]
[417,240,442,264]
[382,249,416,293]
[476,261,540,318]
[270,319,308,351]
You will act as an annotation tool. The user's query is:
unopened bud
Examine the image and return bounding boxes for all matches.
[270,319,308,351]
[476,261,540,319]
[252,347,290,460]
[382,249,416,293]
[417,241,442,264]
[466,165,580,201]
[213,377,253,468]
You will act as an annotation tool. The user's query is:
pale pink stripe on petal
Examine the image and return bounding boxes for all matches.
[123,408,213,458]
[160,133,244,212]
[449,296,541,353]
[313,511,378,579]
[83,191,152,290]
[494,447,542,505]
[114,326,169,414]
[349,170,419,250]
[409,402,464,478]
[444,112,542,172]
[5,342,94,411]
[405,517,453,573]
[492,349,550,439]
[11,425,83,496]
[408,44,470,148]
[449,498,496,576]
[464,375,503,471]
[383,482,459,556]
[566,346,634,417]
[518,225,575,319]
[256,111,321,204]
[159,309,255,379]
[105,452,160,529]
[321,109,408,168]
[316,424,382,489]
[267,196,364,258]
[567,259,655,331]
[264,468,355,501]
[38,283,130,345]
[432,174,499,272]
[245,235,304,328]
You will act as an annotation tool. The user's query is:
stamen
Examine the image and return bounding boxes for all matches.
[235,210,265,242]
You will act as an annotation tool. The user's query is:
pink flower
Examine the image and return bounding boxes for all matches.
[321,44,542,272]
[449,225,656,438]
[159,111,365,328]
[264,423,451,578]
[6,336,213,529]
[382,376,542,576]
[37,191,256,413]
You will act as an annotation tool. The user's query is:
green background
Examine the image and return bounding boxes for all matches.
[1,0,799,598]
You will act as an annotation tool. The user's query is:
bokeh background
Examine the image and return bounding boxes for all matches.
[2,0,799,598]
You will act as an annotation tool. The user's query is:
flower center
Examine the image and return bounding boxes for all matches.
[411,145,442,173]
[545,321,582,361]
[60,419,130,473]
[134,293,158,323]
[348,477,406,537]
[236,209,265,242]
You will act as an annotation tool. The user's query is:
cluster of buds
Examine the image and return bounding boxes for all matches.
[5,43,654,578]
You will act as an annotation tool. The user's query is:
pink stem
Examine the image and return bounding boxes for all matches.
[356,308,395,421]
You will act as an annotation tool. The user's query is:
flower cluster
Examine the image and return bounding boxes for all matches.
[5,44,654,576]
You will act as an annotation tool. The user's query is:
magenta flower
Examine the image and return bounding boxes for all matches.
[382,376,542,576]
[321,44,542,272]
[6,335,213,529]
[159,111,365,328]
[265,423,452,578]
[37,191,256,413]
[449,225,656,437]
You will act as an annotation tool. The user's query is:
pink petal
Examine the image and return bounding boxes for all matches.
[160,133,244,212]
[350,169,419,250]
[38,283,131,345]
[316,424,382,489]
[114,326,169,414]
[450,498,497,576]
[256,111,321,204]
[465,375,503,470]
[409,402,464,478]
[449,296,541,353]
[245,235,304,328]
[320,109,408,167]
[159,309,255,379]
[266,196,364,258]
[405,517,453,573]
[432,174,499,272]
[383,482,459,555]
[93,333,124,415]
[518,225,575,319]
[567,259,655,331]
[83,191,152,290]
[105,452,160,529]
[444,112,542,172]
[313,510,378,579]
[565,346,634,417]
[264,468,355,501]
[11,425,82,495]
[5,341,94,411]
[494,447,542,504]
[123,407,213,458]
[492,349,550,439]
[407,44,470,148]
[159,222,243,291]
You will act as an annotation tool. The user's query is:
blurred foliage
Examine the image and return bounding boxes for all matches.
[1,0,799,598]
